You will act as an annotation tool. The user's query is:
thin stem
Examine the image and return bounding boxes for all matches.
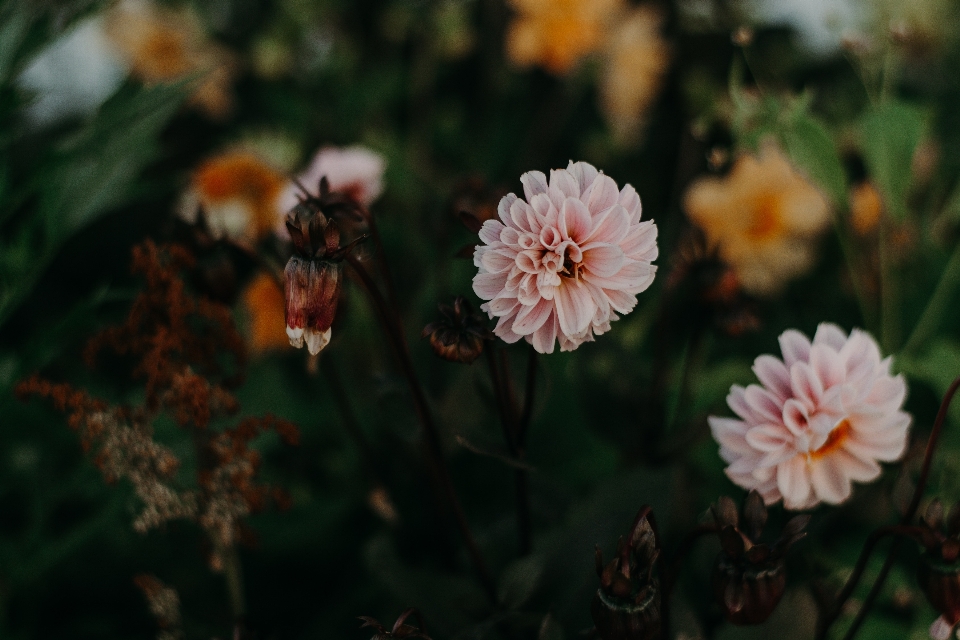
[518,346,538,444]
[661,524,716,640]
[345,254,497,601]
[221,545,246,620]
[833,214,876,331]
[818,376,960,638]
[878,221,901,353]
[320,356,389,491]
[485,347,533,556]
[903,242,960,354]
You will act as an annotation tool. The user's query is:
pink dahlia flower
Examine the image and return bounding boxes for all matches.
[709,323,910,510]
[472,161,658,353]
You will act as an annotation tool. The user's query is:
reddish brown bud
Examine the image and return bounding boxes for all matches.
[918,554,960,628]
[712,556,786,625]
[422,297,493,364]
[284,255,341,355]
[709,491,807,625]
[592,509,662,640]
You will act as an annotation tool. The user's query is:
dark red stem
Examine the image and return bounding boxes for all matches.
[819,375,960,639]
[345,254,497,602]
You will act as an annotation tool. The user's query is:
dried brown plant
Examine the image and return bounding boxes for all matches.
[17,240,299,568]
[134,574,184,640]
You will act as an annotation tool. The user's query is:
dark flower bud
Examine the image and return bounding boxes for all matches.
[592,508,662,640]
[916,500,960,634]
[710,491,809,625]
[421,297,493,364]
[283,183,366,356]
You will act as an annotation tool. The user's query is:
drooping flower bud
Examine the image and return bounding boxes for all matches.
[916,500,960,637]
[710,491,809,625]
[421,297,494,364]
[592,508,662,640]
[283,178,365,356]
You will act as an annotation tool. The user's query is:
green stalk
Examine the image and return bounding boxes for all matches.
[903,242,960,354]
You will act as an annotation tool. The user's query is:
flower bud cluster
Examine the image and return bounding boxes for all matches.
[710,491,809,625]
[592,510,662,640]
[917,500,960,639]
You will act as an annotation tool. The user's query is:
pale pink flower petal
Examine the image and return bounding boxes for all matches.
[473,161,657,353]
[710,323,911,509]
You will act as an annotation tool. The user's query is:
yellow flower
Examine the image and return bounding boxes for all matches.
[179,151,286,245]
[600,5,670,143]
[683,144,831,296]
[105,0,237,119]
[849,181,883,236]
[241,273,289,355]
[506,0,624,74]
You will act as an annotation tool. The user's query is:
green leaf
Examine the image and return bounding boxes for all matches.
[539,613,565,640]
[498,554,544,610]
[779,113,848,207]
[859,100,926,221]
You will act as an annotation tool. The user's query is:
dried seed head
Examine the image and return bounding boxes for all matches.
[422,296,494,364]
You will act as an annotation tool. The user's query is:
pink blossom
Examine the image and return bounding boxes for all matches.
[277,145,386,229]
[710,324,910,510]
[472,161,658,353]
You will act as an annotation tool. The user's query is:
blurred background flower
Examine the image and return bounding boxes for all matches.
[683,143,831,296]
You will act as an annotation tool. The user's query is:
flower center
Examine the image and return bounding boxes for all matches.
[747,195,783,241]
[810,419,851,459]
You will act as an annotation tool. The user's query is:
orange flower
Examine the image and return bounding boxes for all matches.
[179,151,286,245]
[241,273,289,354]
[105,0,237,119]
[600,5,670,143]
[849,181,883,236]
[684,143,831,296]
[506,0,624,74]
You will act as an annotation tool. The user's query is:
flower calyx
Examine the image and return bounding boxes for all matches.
[421,296,494,364]
[591,507,662,640]
[917,499,960,635]
[710,491,809,625]
[358,608,432,640]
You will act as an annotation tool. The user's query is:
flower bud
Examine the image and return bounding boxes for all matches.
[421,297,493,364]
[282,180,366,356]
[592,509,662,640]
[284,255,341,355]
[709,492,808,625]
[918,554,960,631]
[916,500,960,634]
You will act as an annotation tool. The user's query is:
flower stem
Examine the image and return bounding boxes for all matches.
[221,545,246,620]
[817,376,960,639]
[903,242,960,354]
[345,254,497,601]
[661,524,716,639]
[878,221,901,353]
[485,346,535,556]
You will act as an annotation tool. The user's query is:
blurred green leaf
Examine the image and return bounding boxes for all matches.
[538,613,565,640]
[498,554,544,610]
[779,113,848,207]
[859,100,926,221]
[0,80,188,327]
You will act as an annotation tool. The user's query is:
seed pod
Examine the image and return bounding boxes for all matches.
[712,555,786,625]
[916,500,960,633]
[422,297,493,364]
